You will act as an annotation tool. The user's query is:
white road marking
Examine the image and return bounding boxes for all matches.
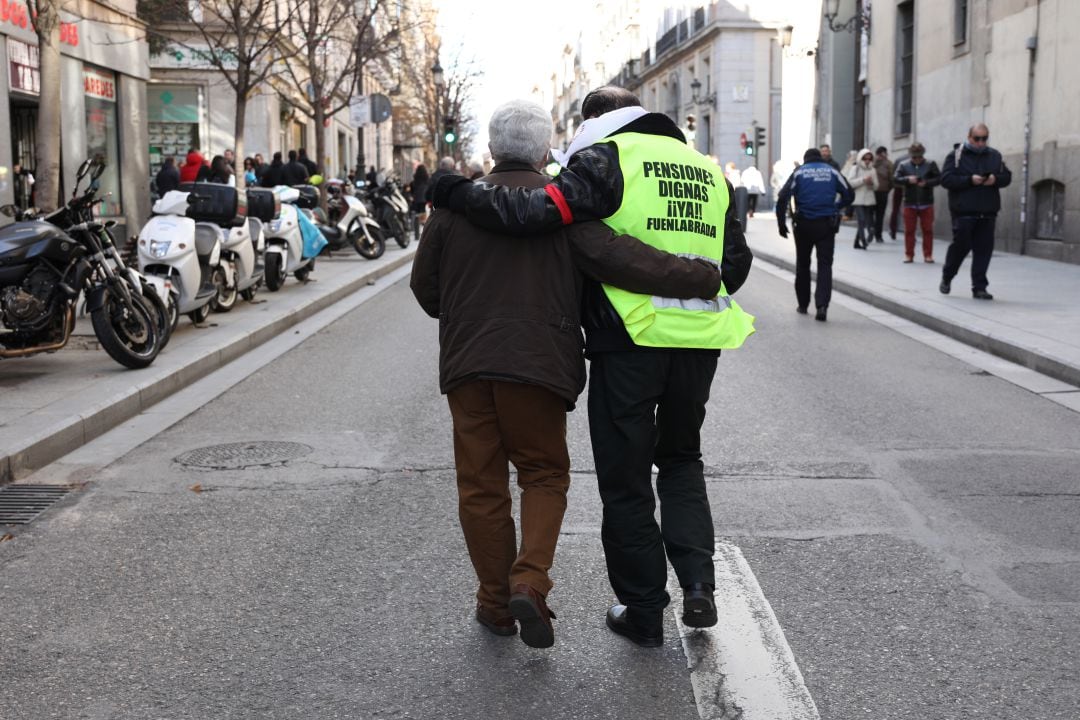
[671,541,820,720]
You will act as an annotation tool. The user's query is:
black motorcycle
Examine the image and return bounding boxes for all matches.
[0,159,163,369]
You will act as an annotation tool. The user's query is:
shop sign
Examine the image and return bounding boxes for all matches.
[83,67,116,102]
[1,0,79,46]
[150,44,238,70]
[7,37,38,95]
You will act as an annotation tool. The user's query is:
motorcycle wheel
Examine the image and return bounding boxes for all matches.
[352,222,386,260]
[188,302,211,325]
[294,259,314,283]
[265,252,287,291]
[240,287,257,302]
[382,210,408,248]
[209,266,238,313]
[141,283,173,350]
[91,289,161,369]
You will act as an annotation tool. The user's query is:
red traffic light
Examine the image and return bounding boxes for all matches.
[739,132,748,149]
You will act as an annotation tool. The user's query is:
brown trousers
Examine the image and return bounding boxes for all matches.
[446,380,571,611]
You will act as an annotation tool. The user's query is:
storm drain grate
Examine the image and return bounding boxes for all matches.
[0,485,71,525]
[175,441,314,470]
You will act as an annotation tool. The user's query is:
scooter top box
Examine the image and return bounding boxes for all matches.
[178,182,247,227]
[246,188,280,222]
[293,185,320,210]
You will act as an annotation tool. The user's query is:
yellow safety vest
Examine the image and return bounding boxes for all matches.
[599,132,755,349]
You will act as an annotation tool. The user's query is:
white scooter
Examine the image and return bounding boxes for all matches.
[262,186,318,292]
[137,184,243,323]
[316,181,386,260]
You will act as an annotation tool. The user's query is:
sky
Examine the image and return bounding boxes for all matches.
[434,0,582,157]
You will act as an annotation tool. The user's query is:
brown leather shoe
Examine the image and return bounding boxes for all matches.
[475,603,516,637]
[508,584,556,649]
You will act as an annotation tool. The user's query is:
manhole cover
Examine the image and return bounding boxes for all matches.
[175,441,313,470]
[0,485,70,525]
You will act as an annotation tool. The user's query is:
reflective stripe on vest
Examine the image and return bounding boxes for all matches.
[599,132,755,349]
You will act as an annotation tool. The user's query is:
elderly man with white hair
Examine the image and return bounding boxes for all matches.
[411,99,722,650]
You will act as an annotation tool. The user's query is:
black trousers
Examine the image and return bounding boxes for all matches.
[588,351,718,620]
[943,215,996,291]
[793,217,836,310]
[873,191,890,239]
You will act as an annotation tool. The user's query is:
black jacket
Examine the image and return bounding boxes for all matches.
[410,162,721,407]
[282,161,310,186]
[155,164,180,195]
[261,162,284,188]
[940,144,1012,216]
[438,113,752,354]
[893,159,941,206]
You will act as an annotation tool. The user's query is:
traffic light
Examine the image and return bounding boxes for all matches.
[754,125,766,153]
[443,116,457,145]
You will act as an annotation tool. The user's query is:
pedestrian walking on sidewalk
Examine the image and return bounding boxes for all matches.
[939,123,1012,300]
[872,147,894,242]
[894,142,941,263]
[411,98,724,650]
[741,164,765,217]
[846,148,879,250]
[776,148,856,322]
[433,85,755,649]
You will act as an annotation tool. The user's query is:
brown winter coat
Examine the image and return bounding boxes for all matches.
[410,161,722,408]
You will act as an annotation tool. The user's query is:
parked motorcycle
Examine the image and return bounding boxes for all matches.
[366,173,413,249]
[137,183,245,324]
[0,158,163,368]
[3,175,173,348]
[313,182,386,259]
[261,186,318,291]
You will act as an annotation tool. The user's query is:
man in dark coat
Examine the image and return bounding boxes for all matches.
[154,157,181,195]
[297,148,317,177]
[939,123,1012,300]
[260,152,284,187]
[411,99,721,651]
[282,150,310,186]
[424,156,455,204]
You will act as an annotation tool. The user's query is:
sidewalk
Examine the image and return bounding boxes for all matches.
[744,213,1080,389]
[0,245,416,483]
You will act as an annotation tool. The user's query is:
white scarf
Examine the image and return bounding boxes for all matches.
[551,106,649,168]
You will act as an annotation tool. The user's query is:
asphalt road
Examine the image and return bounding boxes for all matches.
[1,263,1077,719]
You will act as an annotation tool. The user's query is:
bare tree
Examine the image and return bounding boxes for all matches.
[29,0,61,211]
[138,0,299,166]
[282,0,401,178]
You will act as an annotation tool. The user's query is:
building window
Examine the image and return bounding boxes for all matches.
[954,0,969,45]
[895,1,915,136]
[147,85,203,179]
[1034,180,1066,241]
[83,66,122,217]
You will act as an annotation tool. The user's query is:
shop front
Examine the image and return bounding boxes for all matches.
[0,1,149,233]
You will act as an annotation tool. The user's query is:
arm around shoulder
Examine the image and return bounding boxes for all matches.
[569,223,721,300]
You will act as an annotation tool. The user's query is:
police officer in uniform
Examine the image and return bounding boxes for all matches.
[776,148,855,321]
[435,86,755,647]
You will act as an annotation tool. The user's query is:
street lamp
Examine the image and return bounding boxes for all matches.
[432,59,444,159]
[823,0,863,33]
[689,77,716,109]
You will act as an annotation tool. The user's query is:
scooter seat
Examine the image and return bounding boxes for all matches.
[320,226,342,242]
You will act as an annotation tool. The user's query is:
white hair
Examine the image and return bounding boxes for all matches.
[488,100,553,165]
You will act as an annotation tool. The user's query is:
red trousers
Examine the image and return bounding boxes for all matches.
[446,380,570,611]
[903,206,935,259]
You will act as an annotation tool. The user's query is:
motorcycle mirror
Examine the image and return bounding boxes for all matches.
[0,204,16,217]
[76,159,92,181]
[91,160,107,180]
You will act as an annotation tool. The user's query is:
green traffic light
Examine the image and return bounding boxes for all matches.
[745,146,754,156]
[445,131,456,144]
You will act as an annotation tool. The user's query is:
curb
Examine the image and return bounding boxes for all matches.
[752,247,1080,389]
[1,251,416,483]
